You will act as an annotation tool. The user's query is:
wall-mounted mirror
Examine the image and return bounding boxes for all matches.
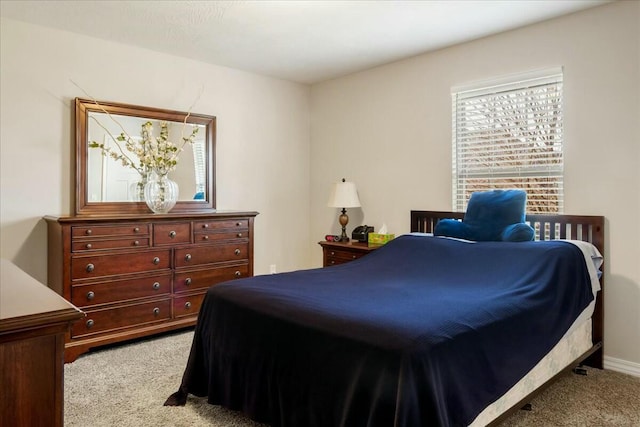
[75,98,216,215]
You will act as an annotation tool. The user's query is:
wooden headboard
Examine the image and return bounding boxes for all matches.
[410,210,605,369]
[411,210,604,255]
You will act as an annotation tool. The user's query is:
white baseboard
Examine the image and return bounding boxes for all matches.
[604,355,640,377]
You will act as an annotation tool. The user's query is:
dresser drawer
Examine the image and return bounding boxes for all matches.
[71,299,172,338]
[193,218,249,231]
[72,223,150,238]
[194,231,248,243]
[153,222,191,245]
[325,249,367,267]
[173,293,206,318]
[175,242,249,267]
[70,273,171,307]
[174,264,249,292]
[71,249,171,280]
[326,249,365,262]
[325,257,353,267]
[71,237,150,252]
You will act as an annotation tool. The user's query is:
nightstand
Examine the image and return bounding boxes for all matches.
[318,241,378,267]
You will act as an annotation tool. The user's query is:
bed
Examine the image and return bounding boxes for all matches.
[166,211,604,427]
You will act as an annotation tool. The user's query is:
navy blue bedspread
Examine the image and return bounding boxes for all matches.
[166,235,594,427]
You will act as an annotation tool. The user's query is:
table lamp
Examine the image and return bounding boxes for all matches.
[327,178,361,242]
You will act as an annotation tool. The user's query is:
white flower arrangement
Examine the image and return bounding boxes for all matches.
[89,120,199,177]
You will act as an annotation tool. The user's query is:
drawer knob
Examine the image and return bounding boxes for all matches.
[236,222,241,226]
[85,243,92,249]
[237,233,243,238]
[86,291,95,300]
[133,240,140,246]
[234,249,241,255]
[169,231,177,238]
[203,235,209,241]
[352,255,357,259]
[330,260,335,265]
[86,319,94,328]
[185,302,192,309]
[235,271,241,277]
[185,278,192,286]
[85,229,92,235]
[153,307,160,316]
[134,227,140,233]
[202,223,209,229]
[86,263,95,273]
[184,254,192,262]
[152,257,160,265]
[330,251,335,256]
[152,282,161,290]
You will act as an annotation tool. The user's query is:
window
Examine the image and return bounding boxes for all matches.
[192,140,206,195]
[451,68,563,213]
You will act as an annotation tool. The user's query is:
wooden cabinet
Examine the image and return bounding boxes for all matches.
[318,241,378,267]
[0,259,84,427]
[46,211,257,362]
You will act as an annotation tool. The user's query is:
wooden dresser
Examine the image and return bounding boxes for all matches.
[0,259,84,427]
[45,211,257,362]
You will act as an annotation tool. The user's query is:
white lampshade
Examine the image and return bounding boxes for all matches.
[327,180,361,208]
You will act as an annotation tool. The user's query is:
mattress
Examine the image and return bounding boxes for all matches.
[473,237,601,425]
[471,313,593,426]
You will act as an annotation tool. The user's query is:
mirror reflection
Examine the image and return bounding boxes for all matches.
[87,113,207,202]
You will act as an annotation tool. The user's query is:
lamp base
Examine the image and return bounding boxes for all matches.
[339,209,350,242]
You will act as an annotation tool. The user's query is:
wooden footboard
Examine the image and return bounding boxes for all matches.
[410,210,605,424]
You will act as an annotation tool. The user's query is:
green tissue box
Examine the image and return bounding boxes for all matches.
[368,233,395,246]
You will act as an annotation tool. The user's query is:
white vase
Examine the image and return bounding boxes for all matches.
[144,170,179,213]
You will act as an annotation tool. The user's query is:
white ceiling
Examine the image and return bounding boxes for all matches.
[1,0,608,84]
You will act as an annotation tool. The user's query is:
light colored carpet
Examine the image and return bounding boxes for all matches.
[65,330,640,426]
[65,330,265,427]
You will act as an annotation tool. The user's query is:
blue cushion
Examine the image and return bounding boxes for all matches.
[433,219,469,240]
[501,222,535,242]
[434,190,534,242]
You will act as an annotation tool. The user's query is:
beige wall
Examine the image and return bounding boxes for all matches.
[0,18,311,280]
[310,1,640,367]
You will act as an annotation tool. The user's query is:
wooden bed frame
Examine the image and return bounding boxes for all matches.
[410,210,605,425]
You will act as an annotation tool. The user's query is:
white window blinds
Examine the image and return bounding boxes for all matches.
[451,68,564,213]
